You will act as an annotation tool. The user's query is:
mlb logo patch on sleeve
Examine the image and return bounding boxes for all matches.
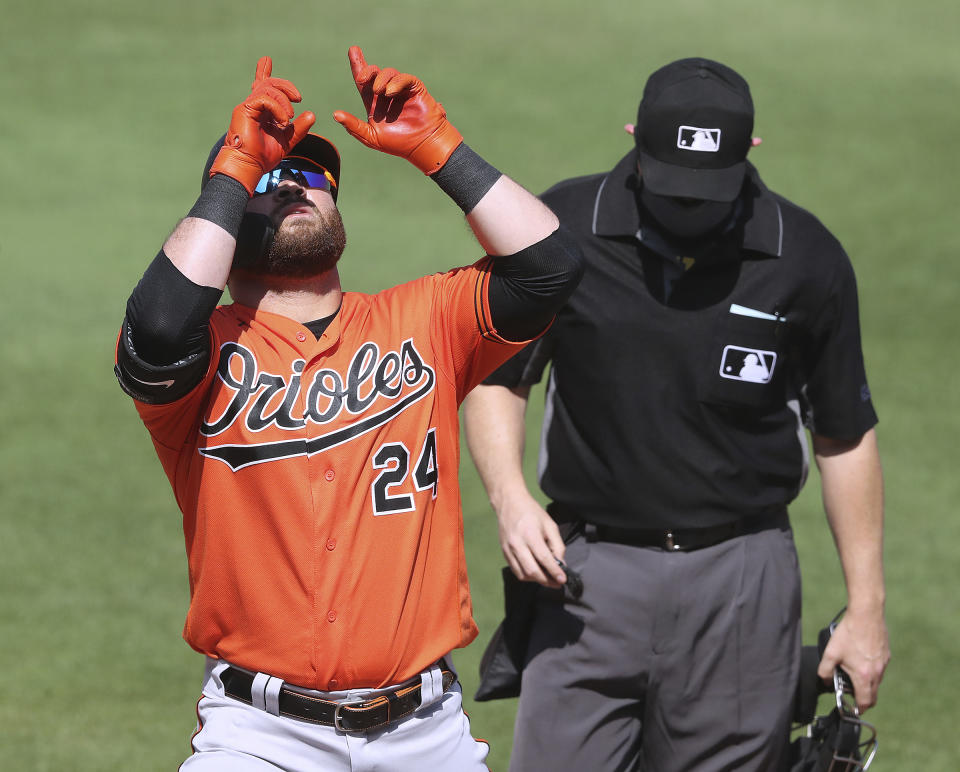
[677,126,721,152]
[719,345,777,384]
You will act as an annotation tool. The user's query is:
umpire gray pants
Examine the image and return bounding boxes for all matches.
[510,520,802,772]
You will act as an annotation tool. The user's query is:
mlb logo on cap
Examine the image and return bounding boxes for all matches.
[678,126,721,152]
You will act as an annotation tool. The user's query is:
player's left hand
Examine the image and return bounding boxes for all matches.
[333,46,463,175]
[817,607,890,713]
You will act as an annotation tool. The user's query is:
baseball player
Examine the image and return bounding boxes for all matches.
[114,47,582,770]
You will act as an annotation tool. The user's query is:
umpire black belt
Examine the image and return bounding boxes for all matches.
[553,505,789,552]
[220,664,456,733]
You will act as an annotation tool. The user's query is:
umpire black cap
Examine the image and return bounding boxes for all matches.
[201,132,342,201]
[635,58,753,202]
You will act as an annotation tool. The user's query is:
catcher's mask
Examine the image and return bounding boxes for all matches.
[789,610,879,772]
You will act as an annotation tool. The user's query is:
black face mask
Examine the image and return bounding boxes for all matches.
[640,186,736,241]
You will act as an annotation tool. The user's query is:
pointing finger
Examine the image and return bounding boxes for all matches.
[254,56,273,84]
[347,46,370,84]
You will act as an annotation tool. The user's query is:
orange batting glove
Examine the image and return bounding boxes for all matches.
[333,46,463,175]
[209,56,316,195]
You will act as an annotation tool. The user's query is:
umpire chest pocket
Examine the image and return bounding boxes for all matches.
[697,314,787,409]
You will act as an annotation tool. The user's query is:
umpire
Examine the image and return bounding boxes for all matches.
[463,58,890,771]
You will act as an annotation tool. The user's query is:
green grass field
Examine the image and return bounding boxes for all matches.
[2,0,957,769]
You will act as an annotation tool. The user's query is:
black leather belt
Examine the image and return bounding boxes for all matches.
[552,505,788,552]
[220,665,456,732]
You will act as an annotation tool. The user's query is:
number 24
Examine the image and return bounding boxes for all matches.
[371,429,438,516]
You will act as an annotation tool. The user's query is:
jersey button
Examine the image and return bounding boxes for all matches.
[324,469,335,482]
[296,332,307,342]
[326,538,337,551]
[327,610,337,623]
[328,679,339,690]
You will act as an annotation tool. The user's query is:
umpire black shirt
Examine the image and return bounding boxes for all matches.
[484,151,878,529]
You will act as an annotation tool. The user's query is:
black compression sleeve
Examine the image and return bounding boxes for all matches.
[431,143,502,214]
[186,173,250,236]
[487,228,584,342]
[125,251,223,366]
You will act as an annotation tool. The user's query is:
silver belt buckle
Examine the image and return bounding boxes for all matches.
[333,697,368,733]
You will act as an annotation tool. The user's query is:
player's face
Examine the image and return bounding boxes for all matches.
[244,180,347,278]
[245,178,337,225]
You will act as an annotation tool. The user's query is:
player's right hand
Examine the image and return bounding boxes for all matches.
[209,56,316,195]
[496,492,568,589]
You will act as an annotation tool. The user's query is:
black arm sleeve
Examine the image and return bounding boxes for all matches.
[116,251,224,404]
[115,173,249,403]
[486,228,584,342]
[124,250,223,366]
[123,171,248,366]
[124,168,250,367]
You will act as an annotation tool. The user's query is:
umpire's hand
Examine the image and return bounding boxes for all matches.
[817,607,890,712]
[496,491,568,589]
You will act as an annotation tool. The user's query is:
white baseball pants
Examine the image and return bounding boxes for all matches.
[180,657,489,771]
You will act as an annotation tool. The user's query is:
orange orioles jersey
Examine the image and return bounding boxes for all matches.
[123,258,532,691]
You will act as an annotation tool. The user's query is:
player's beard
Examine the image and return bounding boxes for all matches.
[255,207,347,278]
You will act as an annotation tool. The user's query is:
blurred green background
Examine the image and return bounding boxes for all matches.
[1,0,957,769]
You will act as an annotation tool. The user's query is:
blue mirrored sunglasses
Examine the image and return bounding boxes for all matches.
[254,159,336,195]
